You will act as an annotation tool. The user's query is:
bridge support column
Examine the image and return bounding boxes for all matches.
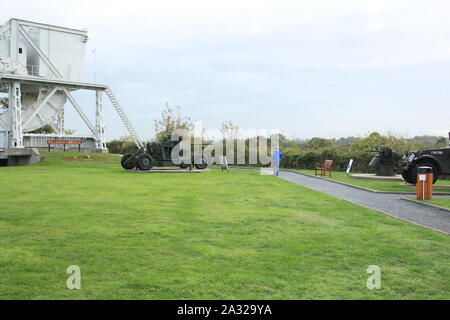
[9,82,23,148]
[95,89,107,151]
[56,107,65,134]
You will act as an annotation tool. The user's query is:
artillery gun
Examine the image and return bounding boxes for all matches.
[120,139,208,171]
[401,133,450,184]
[368,146,400,176]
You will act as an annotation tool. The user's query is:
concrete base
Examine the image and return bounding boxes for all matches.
[0,148,42,166]
[350,173,403,181]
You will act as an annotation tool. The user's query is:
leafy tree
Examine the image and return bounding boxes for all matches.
[154,103,193,142]
[29,124,56,134]
[350,132,384,151]
[220,120,240,140]
[350,131,420,154]
[333,136,356,146]
[305,137,333,150]
[410,135,442,147]
[434,137,448,148]
[106,136,138,154]
[64,129,76,135]
[0,97,8,113]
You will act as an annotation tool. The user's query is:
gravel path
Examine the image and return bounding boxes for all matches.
[277,170,450,234]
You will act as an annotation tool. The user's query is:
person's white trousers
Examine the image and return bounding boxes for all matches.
[272,161,280,175]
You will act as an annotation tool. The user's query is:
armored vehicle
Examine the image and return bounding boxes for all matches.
[401,138,450,184]
[121,140,208,171]
[369,146,400,176]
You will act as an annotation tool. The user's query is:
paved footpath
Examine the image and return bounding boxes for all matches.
[277,170,450,234]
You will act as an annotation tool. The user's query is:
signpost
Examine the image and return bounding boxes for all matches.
[346,159,354,175]
[47,140,83,152]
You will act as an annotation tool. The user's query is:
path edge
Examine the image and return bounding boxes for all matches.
[280,170,449,235]
[282,169,450,196]
[400,198,450,214]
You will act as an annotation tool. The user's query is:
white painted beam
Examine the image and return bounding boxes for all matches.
[9,19,19,62]
[18,24,63,78]
[95,90,107,149]
[9,82,23,147]
[0,21,11,35]
[22,86,59,128]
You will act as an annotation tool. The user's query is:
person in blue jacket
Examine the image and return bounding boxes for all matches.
[272,148,282,176]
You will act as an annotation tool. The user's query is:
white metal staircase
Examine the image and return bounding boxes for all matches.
[105,88,145,149]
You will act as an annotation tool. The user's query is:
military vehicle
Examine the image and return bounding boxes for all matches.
[121,140,208,171]
[369,146,400,176]
[401,133,450,184]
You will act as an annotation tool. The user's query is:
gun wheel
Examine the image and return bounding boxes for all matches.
[194,157,208,170]
[121,153,136,170]
[137,154,153,171]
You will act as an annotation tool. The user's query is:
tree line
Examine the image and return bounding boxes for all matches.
[2,96,447,172]
[107,104,449,172]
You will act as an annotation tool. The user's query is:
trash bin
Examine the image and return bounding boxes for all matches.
[417,166,433,200]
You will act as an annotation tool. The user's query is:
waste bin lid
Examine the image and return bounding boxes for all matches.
[417,166,433,174]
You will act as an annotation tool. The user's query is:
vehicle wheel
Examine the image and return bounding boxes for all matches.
[412,163,439,184]
[121,153,136,170]
[179,163,189,169]
[137,154,153,171]
[194,157,208,170]
[402,168,416,184]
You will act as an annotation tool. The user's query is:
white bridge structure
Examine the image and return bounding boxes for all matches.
[0,18,143,165]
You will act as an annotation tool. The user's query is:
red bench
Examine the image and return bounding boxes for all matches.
[314,160,333,177]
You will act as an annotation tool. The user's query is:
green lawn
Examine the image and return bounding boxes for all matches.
[426,199,450,210]
[292,169,450,193]
[0,152,449,299]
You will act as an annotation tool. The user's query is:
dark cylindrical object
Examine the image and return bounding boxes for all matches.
[417,166,433,174]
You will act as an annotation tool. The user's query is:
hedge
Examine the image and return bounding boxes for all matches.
[280,149,382,173]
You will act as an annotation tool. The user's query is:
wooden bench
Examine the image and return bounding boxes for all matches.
[314,160,333,177]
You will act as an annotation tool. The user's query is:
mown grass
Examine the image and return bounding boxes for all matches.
[0,152,449,299]
[292,169,450,193]
[426,199,450,210]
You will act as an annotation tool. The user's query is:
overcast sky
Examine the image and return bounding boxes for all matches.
[3,0,450,140]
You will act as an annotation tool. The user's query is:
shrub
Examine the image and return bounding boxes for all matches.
[281,148,379,173]
[106,137,138,155]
